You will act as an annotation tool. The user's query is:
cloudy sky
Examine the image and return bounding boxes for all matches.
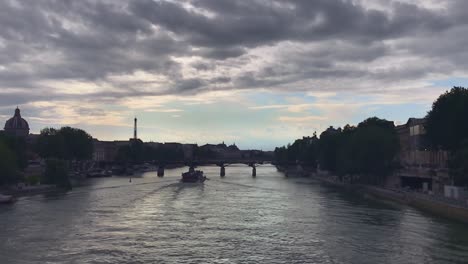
[1,0,467,150]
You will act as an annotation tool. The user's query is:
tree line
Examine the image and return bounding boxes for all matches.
[115,140,184,164]
[0,126,94,188]
[426,87,468,186]
[275,117,399,185]
[0,133,27,185]
[275,86,468,186]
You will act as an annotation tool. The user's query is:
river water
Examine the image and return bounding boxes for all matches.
[1,165,468,264]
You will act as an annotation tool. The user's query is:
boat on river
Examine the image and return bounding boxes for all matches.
[181,170,206,183]
[0,194,15,204]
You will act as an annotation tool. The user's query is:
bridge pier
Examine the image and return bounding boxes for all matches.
[220,165,226,177]
[248,162,257,177]
[157,166,165,177]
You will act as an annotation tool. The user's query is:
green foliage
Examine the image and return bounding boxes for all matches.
[157,145,184,161]
[274,134,319,168]
[35,128,64,158]
[0,141,18,185]
[357,117,395,130]
[0,132,28,170]
[426,87,468,151]
[345,123,399,184]
[318,127,342,172]
[116,139,144,163]
[57,127,94,160]
[426,87,468,186]
[36,127,93,160]
[44,159,71,189]
[278,117,399,185]
[116,141,185,163]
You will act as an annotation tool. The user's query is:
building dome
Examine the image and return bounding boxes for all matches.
[4,107,30,137]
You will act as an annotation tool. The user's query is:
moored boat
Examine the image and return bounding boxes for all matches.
[0,194,16,204]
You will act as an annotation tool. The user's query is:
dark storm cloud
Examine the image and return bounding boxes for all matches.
[132,0,453,47]
[0,0,467,107]
[196,47,247,60]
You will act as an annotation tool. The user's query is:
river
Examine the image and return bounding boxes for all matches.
[1,165,468,264]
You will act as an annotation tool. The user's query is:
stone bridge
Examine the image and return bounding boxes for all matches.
[153,159,273,177]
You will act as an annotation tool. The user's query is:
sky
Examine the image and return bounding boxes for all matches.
[1,0,468,150]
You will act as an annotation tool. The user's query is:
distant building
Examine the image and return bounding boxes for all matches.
[199,142,242,159]
[164,142,183,152]
[3,107,30,137]
[182,144,197,160]
[392,118,449,193]
[92,140,132,162]
[227,143,239,151]
[145,142,163,149]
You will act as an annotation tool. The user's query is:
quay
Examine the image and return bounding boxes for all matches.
[312,172,468,224]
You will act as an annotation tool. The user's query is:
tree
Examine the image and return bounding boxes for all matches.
[426,87,468,151]
[36,128,64,159]
[335,125,357,177]
[318,127,342,172]
[58,127,94,160]
[426,87,468,185]
[274,146,288,163]
[274,134,319,169]
[159,144,184,161]
[349,121,399,184]
[0,141,18,185]
[358,117,395,130]
[36,127,93,160]
[316,118,399,185]
[275,117,398,185]
[0,131,28,170]
[44,159,71,189]
[116,139,144,163]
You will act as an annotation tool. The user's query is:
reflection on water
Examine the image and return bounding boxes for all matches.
[1,165,468,264]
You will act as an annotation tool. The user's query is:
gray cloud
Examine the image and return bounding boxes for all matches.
[0,0,467,108]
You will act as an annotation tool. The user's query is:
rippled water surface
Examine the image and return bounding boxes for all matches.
[1,165,468,264]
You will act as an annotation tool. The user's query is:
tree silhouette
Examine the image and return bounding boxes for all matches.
[36,127,93,160]
[426,87,468,151]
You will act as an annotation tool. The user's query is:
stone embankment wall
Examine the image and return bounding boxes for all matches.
[304,168,468,224]
[2,184,59,197]
[276,165,314,177]
[364,186,468,223]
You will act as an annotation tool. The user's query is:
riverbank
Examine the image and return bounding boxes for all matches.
[1,184,65,198]
[362,184,468,224]
[279,166,468,224]
[276,165,313,177]
[317,174,468,224]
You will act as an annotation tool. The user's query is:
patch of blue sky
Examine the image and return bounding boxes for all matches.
[137,101,278,131]
[357,103,429,126]
[431,77,468,88]
[249,90,317,106]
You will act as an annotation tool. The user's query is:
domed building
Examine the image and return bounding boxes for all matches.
[4,107,30,137]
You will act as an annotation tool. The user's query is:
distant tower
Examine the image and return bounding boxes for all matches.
[134,117,137,140]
